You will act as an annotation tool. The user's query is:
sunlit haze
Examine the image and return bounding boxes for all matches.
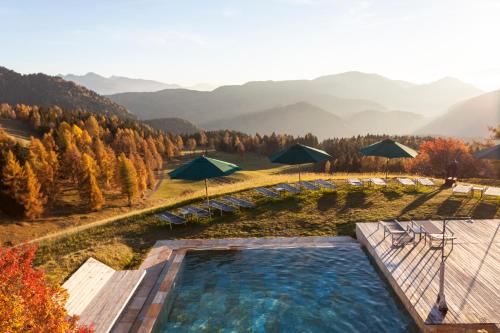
[1,0,500,90]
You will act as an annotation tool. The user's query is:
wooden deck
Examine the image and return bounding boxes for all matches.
[356,219,500,333]
[63,258,145,333]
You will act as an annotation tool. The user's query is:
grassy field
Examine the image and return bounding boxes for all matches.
[34,180,499,285]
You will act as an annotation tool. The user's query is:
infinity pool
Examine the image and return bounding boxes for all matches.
[153,247,418,332]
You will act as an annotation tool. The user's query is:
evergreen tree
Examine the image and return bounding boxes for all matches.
[117,153,138,206]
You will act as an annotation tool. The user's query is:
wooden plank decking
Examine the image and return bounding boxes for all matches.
[63,257,145,333]
[356,219,500,333]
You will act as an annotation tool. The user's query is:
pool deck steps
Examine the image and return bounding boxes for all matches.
[356,219,500,333]
[63,257,145,333]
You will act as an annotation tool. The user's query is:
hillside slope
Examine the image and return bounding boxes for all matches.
[416,89,500,138]
[61,72,180,95]
[203,102,354,139]
[0,67,133,118]
[143,117,201,135]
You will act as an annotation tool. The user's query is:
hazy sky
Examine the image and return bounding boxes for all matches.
[1,0,500,90]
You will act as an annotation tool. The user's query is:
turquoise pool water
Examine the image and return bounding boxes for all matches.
[153,247,418,332]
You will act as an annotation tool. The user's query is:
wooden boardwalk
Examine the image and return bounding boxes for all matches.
[63,258,145,333]
[356,219,500,333]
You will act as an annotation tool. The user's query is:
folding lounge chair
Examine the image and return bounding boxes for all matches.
[397,178,415,186]
[178,205,212,218]
[255,187,280,198]
[483,186,500,199]
[298,181,320,191]
[205,200,237,215]
[275,183,300,194]
[156,212,187,229]
[370,178,387,186]
[222,196,255,208]
[347,178,363,187]
[315,179,336,189]
[417,178,435,187]
[452,184,473,196]
[415,220,456,251]
[377,220,414,246]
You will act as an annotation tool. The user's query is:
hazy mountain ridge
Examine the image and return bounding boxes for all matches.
[0,67,133,118]
[143,117,201,135]
[417,89,500,138]
[61,72,181,95]
[108,71,482,125]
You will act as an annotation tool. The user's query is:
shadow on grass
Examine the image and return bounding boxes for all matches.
[381,189,402,201]
[317,192,338,212]
[471,202,499,219]
[436,198,464,216]
[398,189,442,217]
[340,191,371,213]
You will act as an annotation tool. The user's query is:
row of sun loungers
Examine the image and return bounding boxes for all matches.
[452,184,500,199]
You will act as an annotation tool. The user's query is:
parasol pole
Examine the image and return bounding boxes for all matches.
[205,178,210,214]
[385,158,389,180]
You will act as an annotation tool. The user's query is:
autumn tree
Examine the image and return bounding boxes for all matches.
[94,139,116,188]
[117,153,139,206]
[20,162,46,220]
[130,153,149,194]
[2,150,24,202]
[29,137,59,203]
[234,136,245,156]
[187,137,197,154]
[324,160,332,173]
[175,135,184,152]
[0,244,94,333]
[78,153,105,211]
[63,143,82,183]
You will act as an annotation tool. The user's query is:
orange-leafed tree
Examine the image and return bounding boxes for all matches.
[78,153,105,211]
[405,138,478,178]
[0,244,94,333]
[20,162,46,220]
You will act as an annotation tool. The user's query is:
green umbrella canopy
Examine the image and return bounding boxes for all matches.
[474,144,500,160]
[169,156,241,181]
[360,138,418,159]
[269,143,332,165]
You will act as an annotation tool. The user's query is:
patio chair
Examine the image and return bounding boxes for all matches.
[483,186,500,200]
[255,187,280,198]
[377,220,414,246]
[370,178,387,186]
[156,212,187,229]
[275,183,300,194]
[178,205,212,218]
[397,178,415,186]
[298,181,320,191]
[417,178,435,187]
[205,200,237,215]
[452,184,473,196]
[347,178,363,187]
[222,196,255,208]
[415,220,457,251]
[315,179,337,189]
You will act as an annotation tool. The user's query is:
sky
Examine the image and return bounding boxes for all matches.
[1,0,500,90]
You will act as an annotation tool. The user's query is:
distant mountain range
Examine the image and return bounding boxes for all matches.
[108,71,482,125]
[417,89,500,138]
[61,73,217,94]
[143,117,201,135]
[0,67,133,118]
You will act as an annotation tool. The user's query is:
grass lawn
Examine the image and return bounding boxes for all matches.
[34,181,499,285]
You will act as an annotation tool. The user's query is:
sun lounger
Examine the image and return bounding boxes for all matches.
[298,181,320,191]
[452,184,473,196]
[370,178,387,186]
[415,220,456,250]
[222,196,255,208]
[417,178,435,187]
[347,178,363,187]
[315,179,336,189]
[178,205,212,218]
[255,187,280,198]
[377,220,414,246]
[156,212,187,229]
[205,200,237,214]
[483,187,500,199]
[275,183,300,194]
[397,178,415,186]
